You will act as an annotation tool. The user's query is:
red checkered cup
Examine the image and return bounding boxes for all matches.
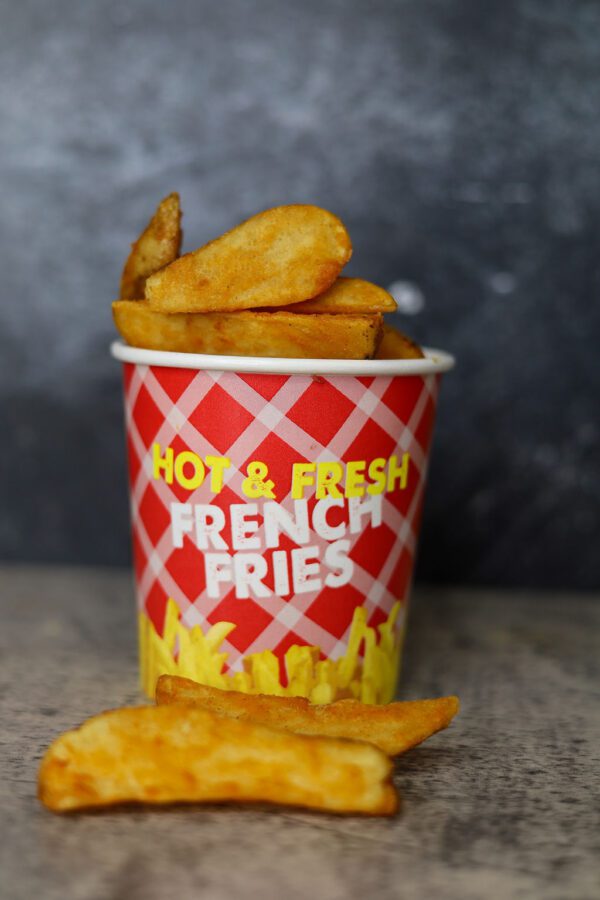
[111,341,454,703]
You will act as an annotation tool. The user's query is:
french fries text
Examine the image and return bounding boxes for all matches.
[152,442,411,601]
[170,496,385,598]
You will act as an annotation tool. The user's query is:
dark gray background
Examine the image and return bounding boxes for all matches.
[1,0,598,588]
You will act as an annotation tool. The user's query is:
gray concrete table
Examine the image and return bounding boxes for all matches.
[1,565,598,900]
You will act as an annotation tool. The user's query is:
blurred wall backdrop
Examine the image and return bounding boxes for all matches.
[1,0,598,588]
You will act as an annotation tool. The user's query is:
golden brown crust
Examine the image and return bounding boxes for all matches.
[120,193,182,300]
[267,278,398,314]
[375,324,424,360]
[38,705,398,816]
[112,301,382,359]
[156,677,459,756]
[144,205,352,313]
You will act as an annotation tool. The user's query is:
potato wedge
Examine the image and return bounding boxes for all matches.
[120,193,182,300]
[38,705,397,816]
[113,301,382,359]
[145,204,352,313]
[267,278,397,314]
[156,676,459,757]
[375,324,424,360]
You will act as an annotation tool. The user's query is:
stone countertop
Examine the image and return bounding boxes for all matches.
[1,565,598,900]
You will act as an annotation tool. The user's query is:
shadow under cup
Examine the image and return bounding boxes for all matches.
[111,343,454,704]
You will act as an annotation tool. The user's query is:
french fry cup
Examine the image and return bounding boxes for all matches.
[111,341,454,703]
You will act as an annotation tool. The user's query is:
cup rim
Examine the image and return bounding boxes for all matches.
[110,340,455,376]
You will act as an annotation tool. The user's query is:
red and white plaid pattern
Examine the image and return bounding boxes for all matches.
[122,364,440,673]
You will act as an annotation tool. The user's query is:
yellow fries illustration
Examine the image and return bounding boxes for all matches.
[139,599,403,704]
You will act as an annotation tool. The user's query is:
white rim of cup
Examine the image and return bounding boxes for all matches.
[110,340,455,376]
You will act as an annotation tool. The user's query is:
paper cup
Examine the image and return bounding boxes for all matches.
[111,342,454,703]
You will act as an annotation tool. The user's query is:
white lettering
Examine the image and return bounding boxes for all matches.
[272,550,290,596]
[349,493,382,534]
[291,546,322,594]
[230,503,261,550]
[205,553,233,597]
[170,502,194,548]
[194,505,227,550]
[324,540,353,588]
[263,500,309,548]
[233,553,270,599]
[312,497,346,541]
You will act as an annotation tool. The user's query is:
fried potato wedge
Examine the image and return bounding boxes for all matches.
[120,193,182,300]
[113,301,382,359]
[38,705,397,816]
[156,677,460,757]
[145,204,352,313]
[375,324,424,360]
[268,278,398,314]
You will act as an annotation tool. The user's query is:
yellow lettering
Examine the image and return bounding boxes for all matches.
[367,458,387,495]
[387,453,410,492]
[174,451,205,491]
[316,462,344,499]
[291,463,316,500]
[345,460,366,497]
[152,443,174,484]
[206,455,231,493]
[241,461,276,499]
